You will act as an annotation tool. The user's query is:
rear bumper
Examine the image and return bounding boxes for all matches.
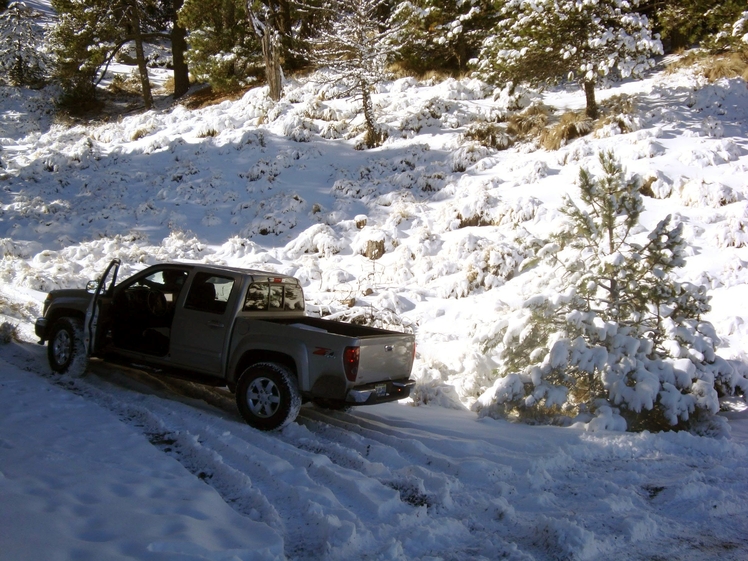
[345,378,415,405]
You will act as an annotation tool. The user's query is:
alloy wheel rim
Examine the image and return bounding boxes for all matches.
[246,377,281,418]
[53,330,71,365]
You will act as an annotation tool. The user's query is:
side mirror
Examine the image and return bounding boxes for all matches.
[86,280,99,293]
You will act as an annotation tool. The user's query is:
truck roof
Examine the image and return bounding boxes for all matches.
[158,262,300,284]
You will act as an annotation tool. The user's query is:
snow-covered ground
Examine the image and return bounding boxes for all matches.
[2,53,748,558]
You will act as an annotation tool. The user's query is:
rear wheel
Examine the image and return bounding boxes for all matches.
[47,317,88,377]
[236,362,301,431]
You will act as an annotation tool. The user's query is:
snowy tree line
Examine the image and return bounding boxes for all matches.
[2,1,746,111]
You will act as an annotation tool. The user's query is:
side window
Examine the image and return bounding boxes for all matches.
[184,273,235,314]
[150,269,188,303]
[244,283,304,312]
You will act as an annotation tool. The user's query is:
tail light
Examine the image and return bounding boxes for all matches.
[344,346,360,382]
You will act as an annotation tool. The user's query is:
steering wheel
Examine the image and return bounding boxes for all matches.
[146,289,168,317]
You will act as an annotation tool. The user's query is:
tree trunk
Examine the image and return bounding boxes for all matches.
[360,81,380,148]
[171,0,189,99]
[130,5,153,110]
[261,30,282,102]
[583,81,597,120]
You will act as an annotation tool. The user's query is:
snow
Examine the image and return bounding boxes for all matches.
[2,21,748,560]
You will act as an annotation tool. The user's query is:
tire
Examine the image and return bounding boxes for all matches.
[47,317,88,377]
[236,362,301,431]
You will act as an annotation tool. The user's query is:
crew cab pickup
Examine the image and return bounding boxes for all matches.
[35,259,416,430]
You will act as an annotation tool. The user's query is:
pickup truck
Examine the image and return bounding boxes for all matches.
[35,259,416,430]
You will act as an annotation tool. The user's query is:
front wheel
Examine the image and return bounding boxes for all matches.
[236,363,301,431]
[47,317,88,377]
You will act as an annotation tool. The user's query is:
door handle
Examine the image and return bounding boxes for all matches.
[207,320,225,328]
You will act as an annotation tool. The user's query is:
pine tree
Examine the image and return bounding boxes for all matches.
[307,0,407,148]
[648,0,747,51]
[477,152,743,433]
[0,1,51,87]
[476,0,662,119]
[179,0,258,92]
[393,0,497,76]
[50,0,186,108]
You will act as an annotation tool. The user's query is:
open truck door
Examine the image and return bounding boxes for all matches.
[83,258,120,355]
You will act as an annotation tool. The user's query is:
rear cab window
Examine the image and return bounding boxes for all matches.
[244,282,304,312]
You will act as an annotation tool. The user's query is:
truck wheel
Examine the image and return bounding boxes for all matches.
[48,317,88,377]
[236,363,301,431]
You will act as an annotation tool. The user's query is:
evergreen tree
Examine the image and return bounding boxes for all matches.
[394,0,497,76]
[179,0,258,92]
[0,1,50,87]
[477,152,742,432]
[307,0,407,148]
[50,0,186,108]
[648,0,747,51]
[476,0,662,119]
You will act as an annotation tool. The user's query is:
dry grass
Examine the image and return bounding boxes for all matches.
[157,76,176,96]
[704,53,748,82]
[108,73,142,95]
[540,111,593,150]
[181,85,248,110]
[386,62,458,83]
[600,94,636,116]
[463,121,512,150]
[507,104,551,139]
[667,51,748,82]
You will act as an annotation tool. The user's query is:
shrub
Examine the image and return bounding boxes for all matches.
[475,152,746,434]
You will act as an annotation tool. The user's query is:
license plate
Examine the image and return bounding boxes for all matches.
[375,383,387,397]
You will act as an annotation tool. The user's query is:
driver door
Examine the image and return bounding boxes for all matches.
[109,267,189,357]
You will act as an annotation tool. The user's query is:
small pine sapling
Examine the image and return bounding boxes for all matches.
[477,152,744,433]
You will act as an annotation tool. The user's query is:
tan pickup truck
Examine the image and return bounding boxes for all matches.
[35,259,416,430]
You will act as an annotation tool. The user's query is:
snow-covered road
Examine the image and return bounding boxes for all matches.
[2,340,747,561]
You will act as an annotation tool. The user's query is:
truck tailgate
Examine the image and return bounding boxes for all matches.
[356,334,415,384]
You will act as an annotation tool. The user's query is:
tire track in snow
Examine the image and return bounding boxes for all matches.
[7,345,748,561]
[18,357,420,560]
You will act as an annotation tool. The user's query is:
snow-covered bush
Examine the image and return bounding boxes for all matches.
[283,224,343,258]
[450,143,491,172]
[476,152,746,433]
[674,179,739,208]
